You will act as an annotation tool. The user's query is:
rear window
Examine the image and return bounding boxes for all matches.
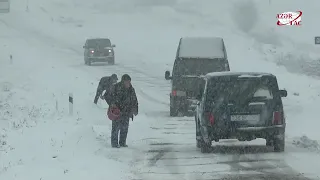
[206,77,277,104]
[173,59,228,76]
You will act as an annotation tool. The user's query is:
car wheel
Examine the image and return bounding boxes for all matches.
[87,60,92,66]
[109,58,115,65]
[196,139,202,148]
[266,133,285,152]
[170,103,178,117]
[196,117,202,148]
[200,141,211,153]
[266,138,272,146]
[273,136,285,152]
[198,130,212,153]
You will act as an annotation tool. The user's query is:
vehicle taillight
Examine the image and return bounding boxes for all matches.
[172,90,177,96]
[209,113,214,126]
[272,111,282,125]
[90,50,94,53]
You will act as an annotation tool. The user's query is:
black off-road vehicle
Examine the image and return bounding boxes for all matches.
[83,38,115,65]
[195,72,287,153]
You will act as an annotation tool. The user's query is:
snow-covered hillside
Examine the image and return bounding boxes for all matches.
[1,0,320,179]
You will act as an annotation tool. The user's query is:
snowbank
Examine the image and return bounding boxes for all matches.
[292,135,320,152]
[0,24,135,179]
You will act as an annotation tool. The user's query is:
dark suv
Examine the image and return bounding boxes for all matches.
[195,72,287,153]
[165,37,230,117]
[83,38,115,65]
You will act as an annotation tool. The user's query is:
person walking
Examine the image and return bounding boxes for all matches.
[93,74,118,104]
[107,74,138,148]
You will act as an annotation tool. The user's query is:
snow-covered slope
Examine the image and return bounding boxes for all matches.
[1,0,320,179]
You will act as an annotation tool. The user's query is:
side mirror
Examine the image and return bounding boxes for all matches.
[111,44,116,47]
[83,46,86,48]
[279,90,287,97]
[165,71,171,80]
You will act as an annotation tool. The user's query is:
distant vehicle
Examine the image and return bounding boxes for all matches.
[164,37,230,117]
[0,0,10,13]
[195,72,287,153]
[83,38,115,65]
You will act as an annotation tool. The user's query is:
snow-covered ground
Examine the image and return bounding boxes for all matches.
[1,0,320,179]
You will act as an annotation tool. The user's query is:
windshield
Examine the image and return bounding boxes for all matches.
[87,39,111,47]
[206,77,274,104]
[173,58,228,76]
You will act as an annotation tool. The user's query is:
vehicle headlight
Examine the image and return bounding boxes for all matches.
[108,50,112,52]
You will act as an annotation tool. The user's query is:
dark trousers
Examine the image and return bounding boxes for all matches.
[111,116,130,146]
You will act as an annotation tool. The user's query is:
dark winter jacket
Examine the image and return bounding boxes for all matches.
[96,76,114,95]
[106,82,138,117]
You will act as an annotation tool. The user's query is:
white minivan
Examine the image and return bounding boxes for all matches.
[0,0,10,13]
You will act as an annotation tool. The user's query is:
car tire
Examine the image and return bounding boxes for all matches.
[196,139,202,148]
[170,105,178,116]
[266,133,285,152]
[266,138,272,146]
[200,141,211,153]
[109,58,115,65]
[198,128,212,153]
[273,137,285,152]
[196,117,201,148]
[170,98,178,117]
[84,57,91,65]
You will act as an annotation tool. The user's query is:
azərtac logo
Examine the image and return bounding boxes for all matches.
[277,11,302,26]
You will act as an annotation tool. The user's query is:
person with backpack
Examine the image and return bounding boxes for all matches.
[93,74,118,104]
[105,74,138,148]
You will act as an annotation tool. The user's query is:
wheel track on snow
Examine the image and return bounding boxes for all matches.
[131,118,317,180]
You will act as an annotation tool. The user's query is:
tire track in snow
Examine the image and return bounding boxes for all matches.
[131,117,316,180]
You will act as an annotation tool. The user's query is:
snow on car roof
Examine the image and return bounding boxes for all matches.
[205,71,274,78]
[178,37,225,59]
[88,38,110,40]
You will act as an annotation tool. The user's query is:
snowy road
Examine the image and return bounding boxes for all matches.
[1,0,320,180]
[126,116,316,180]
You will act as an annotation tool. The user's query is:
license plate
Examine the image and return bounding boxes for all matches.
[100,53,104,56]
[230,115,260,121]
